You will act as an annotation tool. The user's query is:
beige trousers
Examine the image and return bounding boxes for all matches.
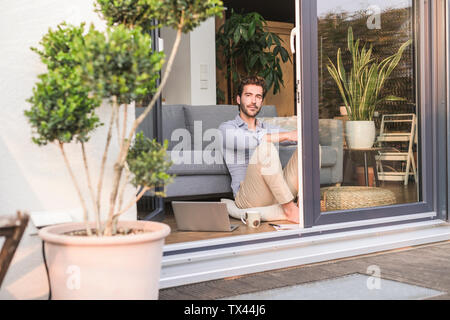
[235,141,299,209]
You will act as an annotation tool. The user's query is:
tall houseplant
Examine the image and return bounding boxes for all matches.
[327,27,411,148]
[25,0,223,300]
[216,11,290,104]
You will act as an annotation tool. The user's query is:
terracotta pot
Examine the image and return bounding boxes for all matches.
[39,220,170,300]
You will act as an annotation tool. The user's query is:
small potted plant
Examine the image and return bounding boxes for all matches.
[24,0,224,300]
[327,27,411,149]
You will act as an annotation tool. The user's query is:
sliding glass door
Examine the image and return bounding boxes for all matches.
[298,0,445,227]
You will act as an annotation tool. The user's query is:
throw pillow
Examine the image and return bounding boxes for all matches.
[259,116,322,167]
[221,198,287,221]
[258,116,297,131]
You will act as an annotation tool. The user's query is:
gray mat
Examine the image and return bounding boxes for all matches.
[221,273,445,300]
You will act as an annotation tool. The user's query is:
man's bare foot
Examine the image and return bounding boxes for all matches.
[281,201,299,224]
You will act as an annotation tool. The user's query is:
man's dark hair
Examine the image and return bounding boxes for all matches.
[237,76,267,98]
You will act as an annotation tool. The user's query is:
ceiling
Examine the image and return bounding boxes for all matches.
[222,0,296,23]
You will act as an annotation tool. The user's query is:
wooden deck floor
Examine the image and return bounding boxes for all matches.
[159,240,450,300]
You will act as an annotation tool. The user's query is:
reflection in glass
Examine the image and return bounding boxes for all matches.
[317,0,420,212]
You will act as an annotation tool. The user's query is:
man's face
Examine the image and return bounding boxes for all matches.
[237,84,264,118]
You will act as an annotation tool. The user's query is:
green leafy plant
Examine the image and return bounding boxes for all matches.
[25,0,224,236]
[96,0,223,33]
[216,11,290,103]
[80,24,165,105]
[25,67,101,146]
[327,27,411,121]
[127,133,173,191]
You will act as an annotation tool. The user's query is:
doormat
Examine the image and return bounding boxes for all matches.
[221,274,445,300]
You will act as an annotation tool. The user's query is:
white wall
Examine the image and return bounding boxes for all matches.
[161,17,217,105]
[189,17,217,105]
[0,0,137,222]
[0,0,136,299]
[160,28,192,105]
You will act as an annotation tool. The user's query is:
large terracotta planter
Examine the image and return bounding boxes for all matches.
[345,120,376,149]
[39,220,170,300]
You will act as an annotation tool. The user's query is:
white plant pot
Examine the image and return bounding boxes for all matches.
[39,220,170,300]
[345,121,376,149]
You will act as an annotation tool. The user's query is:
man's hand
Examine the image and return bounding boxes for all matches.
[264,130,298,143]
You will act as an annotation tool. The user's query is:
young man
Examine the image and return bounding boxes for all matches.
[219,76,300,223]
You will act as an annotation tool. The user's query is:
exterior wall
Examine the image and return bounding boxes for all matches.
[0,0,139,300]
[0,0,137,221]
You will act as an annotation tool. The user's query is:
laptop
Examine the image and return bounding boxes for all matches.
[171,201,239,232]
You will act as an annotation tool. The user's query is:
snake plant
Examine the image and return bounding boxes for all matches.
[327,27,411,121]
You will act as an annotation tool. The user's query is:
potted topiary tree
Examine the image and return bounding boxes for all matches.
[327,27,411,149]
[25,0,223,300]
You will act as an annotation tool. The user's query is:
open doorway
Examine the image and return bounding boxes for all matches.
[141,0,299,245]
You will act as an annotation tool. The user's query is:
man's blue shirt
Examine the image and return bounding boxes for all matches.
[219,113,296,197]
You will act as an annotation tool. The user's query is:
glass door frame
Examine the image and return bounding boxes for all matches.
[158,0,447,259]
[298,0,448,227]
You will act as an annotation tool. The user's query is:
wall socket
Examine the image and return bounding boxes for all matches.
[200,64,208,89]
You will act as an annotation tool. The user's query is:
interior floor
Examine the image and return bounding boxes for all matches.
[138,180,419,245]
[373,180,419,204]
[163,208,292,245]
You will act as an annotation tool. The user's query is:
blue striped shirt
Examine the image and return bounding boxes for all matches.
[219,114,296,197]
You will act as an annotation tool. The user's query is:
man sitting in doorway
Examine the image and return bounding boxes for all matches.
[219,76,300,223]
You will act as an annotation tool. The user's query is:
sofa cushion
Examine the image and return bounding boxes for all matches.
[183,105,237,150]
[319,118,342,146]
[167,150,229,175]
[184,105,238,132]
[161,105,187,149]
[320,146,337,167]
[259,116,297,131]
[164,175,232,197]
[135,105,186,150]
[279,145,336,169]
[279,145,297,168]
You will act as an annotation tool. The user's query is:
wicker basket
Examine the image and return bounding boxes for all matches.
[321,186,397,211]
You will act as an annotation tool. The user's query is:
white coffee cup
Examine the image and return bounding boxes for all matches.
[241,210,261,229]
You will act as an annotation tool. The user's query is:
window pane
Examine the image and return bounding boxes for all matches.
[317,0,420,212]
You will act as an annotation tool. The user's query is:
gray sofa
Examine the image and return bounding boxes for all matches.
[136,105,343,199]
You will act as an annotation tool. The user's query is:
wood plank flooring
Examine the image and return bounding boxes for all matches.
[144,181,420,245]
[163,207,293,245]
